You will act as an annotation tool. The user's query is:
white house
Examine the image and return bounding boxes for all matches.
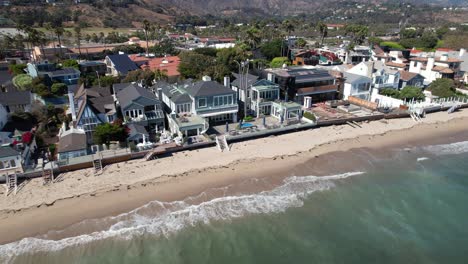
[347,61,400,90]
[342,72,372,100]
[0,146,23,177]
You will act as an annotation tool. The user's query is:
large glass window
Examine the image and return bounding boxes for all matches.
[198,98,207,108]
[213,95,233,107]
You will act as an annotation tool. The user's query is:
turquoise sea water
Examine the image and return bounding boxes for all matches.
[1,141,468,264]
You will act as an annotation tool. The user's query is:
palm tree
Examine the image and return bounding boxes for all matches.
[244,27,261,50]
[316,21,328,47]
[45,23,64,59]
[74,26,82,59]
[154,69,168,81]
[142,19,151,56]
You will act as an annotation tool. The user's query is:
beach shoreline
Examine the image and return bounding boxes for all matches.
[0,109,468,244]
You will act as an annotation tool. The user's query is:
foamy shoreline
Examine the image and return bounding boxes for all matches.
[0,109,467,244]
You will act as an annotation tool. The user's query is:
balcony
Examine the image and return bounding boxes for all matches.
[374,83,397,89]
[125,110,165,123]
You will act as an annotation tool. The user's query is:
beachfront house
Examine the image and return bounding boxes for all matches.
[248,79,281,117]
[264,67,338,105]
[342,72,372,100]
[271,101,303,123]
[158,81,208,137]
[188,77,238,125]
[114,83,165,136]
[71,85,117,144]
[0,146,23,177]
[347,61,400,91]
[398,71,425,89]
[57,127,88,161]
[409,54,463,83]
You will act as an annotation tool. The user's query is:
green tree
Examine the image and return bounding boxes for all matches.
[244,27,261,50]
[345,24,368,45]
[62,59,79,69]
[296,38,307,48]
[426,78,456,98]
[74,26,82,58]
[270,57,290,68]
[380,88,400,98]
[178,51,215,79]
[154,69,168,81]
[260,40,282,60]
[142,19,151,55]
[123,69,155,87]
[94,122,128,146]
[33,83,51,97]
[8,63,27,76]
[316,21,328,47]
[96,76,118,87]
[398,86,425,101]
[51,82,67,96]
[12,74,33,91]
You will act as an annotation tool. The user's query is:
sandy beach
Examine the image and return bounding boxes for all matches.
[0,109,467,244]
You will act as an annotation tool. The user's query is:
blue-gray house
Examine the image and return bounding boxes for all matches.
[27,62,80,86]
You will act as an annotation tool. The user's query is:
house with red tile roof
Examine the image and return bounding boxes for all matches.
[128,55,181,82]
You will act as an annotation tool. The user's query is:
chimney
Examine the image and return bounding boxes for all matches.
[427,57,435,72]
[267,73,275,82]
[367,61,375,78]
[68,91,76,121]
[460,48,466,57]
[224,76,230,88]
[202,76,211,82]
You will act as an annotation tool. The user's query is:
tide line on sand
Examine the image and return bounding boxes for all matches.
[0,172,364,261]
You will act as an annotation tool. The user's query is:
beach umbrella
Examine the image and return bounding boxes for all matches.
[225,121,229,132]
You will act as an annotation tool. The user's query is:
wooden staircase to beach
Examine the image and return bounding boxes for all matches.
[93,158,103,172]
[5,173,17,196]
[215,136,230,152]
[42,169,54,185]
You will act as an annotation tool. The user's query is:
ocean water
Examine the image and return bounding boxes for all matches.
[1,141,468,264]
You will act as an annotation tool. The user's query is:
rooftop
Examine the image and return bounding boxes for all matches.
[0,146,19,158]
[0,91,31,106]
[57,128,87,153]
[128,55,181,77]
[187,80,234,97]
[106,54,139,75]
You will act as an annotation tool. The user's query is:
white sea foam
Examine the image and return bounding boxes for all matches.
[417,157,429,162]
[421,141,468,156]
[0,171,364,262]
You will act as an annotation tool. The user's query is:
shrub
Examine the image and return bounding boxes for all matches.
[12,74,33,91]
[51,83,68,96]
[426,78,456,98]
[398,86,425,101]
[270,57,291,68]
[303,111,316,122]
[243,115,254,122]
[380,88,400,98]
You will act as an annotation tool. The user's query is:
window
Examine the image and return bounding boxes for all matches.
[10,160,16,167]
[213,95,233,107]
[198,98,207,108]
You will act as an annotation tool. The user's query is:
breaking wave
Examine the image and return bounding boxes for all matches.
[0,172,364,262]
[421,141,468,156]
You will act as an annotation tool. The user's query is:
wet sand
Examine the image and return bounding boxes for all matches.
[0,110,467,244]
